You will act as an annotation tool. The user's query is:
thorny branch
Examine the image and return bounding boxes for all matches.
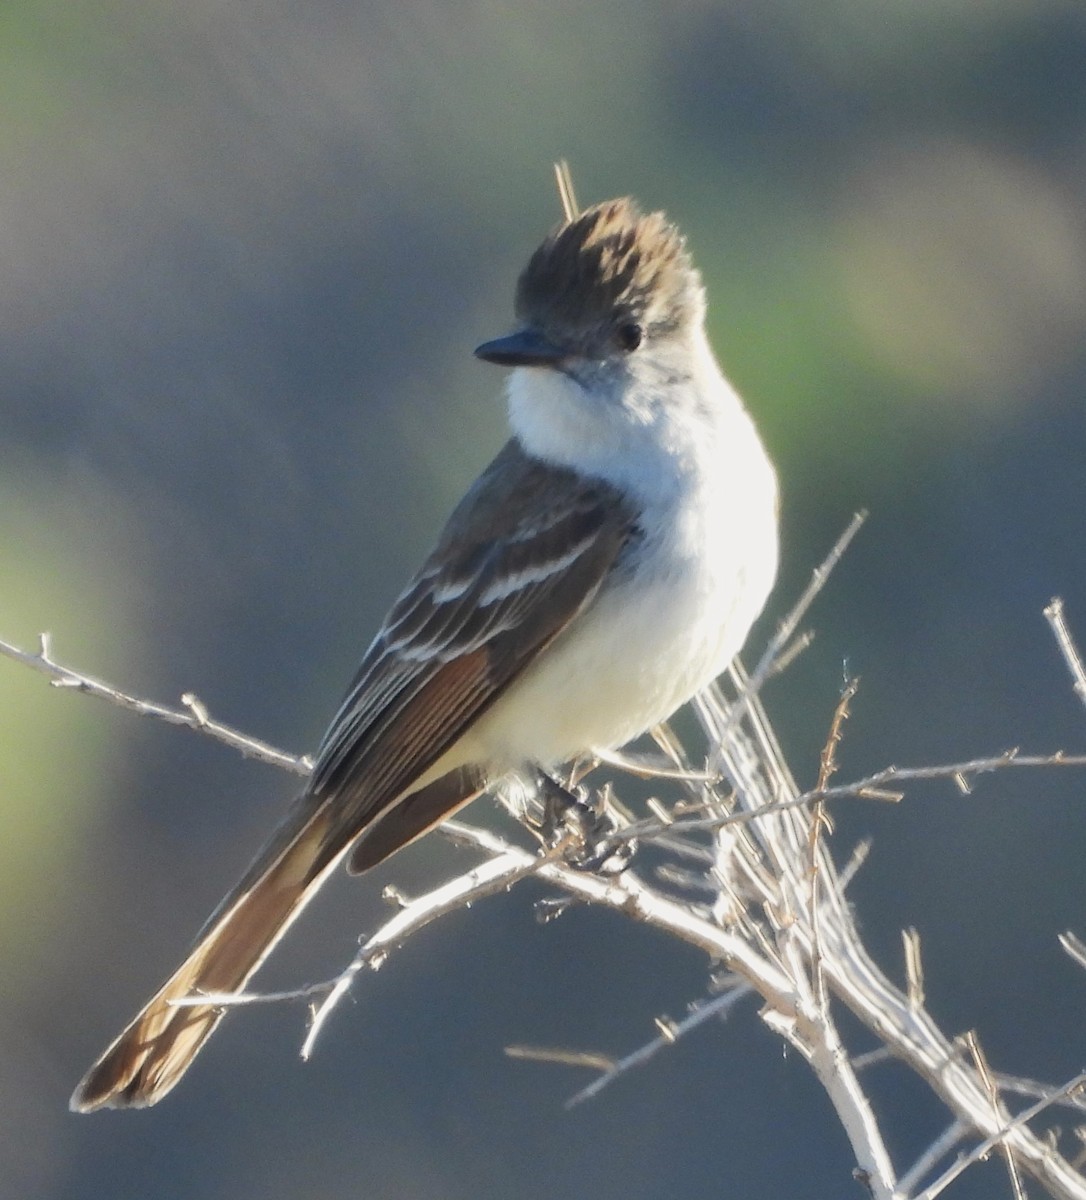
[6,530,1086,1197]
[0,631,311,775]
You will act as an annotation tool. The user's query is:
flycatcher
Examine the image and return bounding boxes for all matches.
[71,192,779,1111]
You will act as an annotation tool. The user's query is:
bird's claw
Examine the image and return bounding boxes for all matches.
[530,770,636,874]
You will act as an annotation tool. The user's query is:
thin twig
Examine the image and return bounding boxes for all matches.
[699,514,867,772]
[302,840,552,1057]
[12,534,1086,1197]
[504,1045,615,1072]
[591,746,717,783]
[182,816,793,1066]
[913,1073,1086,1200]
[617,749,1086,848]
[764,629,816,680]
[553,160,580,221]
[560,986,754,1108]
[0,633,311,774]
[966,1030,1026,1200]
[1060,932,1086,973]
[994,1072,1086,1116]
[812,750,1086,801]
[903,928,925,1011]
[839,838,873,890]
[895,1120,968,1197]
[1045,598,1086,714]
[744,511,866,702]
[809,678,858,1008]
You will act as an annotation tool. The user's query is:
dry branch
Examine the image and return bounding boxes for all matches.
[6,545,1086,1198]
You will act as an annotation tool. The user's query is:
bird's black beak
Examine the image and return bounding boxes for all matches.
[474,328,568,368]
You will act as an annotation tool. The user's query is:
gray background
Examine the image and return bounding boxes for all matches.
[3,2,1086,1197]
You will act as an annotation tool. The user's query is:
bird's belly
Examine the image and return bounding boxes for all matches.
[462,539,773,771]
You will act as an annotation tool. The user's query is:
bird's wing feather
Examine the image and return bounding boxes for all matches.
[69,439,636,1111]
[307,438,637,864]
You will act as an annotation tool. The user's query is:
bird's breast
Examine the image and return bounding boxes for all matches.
[466,467,778,770]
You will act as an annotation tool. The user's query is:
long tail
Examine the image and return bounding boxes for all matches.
[70,796,342,1111]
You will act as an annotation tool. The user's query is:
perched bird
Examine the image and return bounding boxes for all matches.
[72,187,778,1111]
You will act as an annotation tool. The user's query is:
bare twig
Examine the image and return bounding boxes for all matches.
[556,986,754,1108]
[903,928,925,1011]
[304,837,553,1056]
[11,523,1086,1198]
[913,1073,1086,1200]
[616,749,1086,847]
[812,750,1086,802]
[1060,931,1086,972]
[743,510,866,703]
[966,1030,1026,1200]
[553,160,580,222]
[0,632,311,774]
[504,1045,615,1072]
[699,512,867,773]
[808,677,858,1008]
[591,746,717,783]
[1045,598,1086,714]
[895,1121,968,1197]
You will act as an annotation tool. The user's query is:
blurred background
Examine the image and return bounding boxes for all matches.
[2,1,1086,1196]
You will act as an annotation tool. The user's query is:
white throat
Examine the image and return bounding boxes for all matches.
[461,326,780,771]
[505,327,774,515]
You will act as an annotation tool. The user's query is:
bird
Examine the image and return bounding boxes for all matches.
[71,184,778,1111]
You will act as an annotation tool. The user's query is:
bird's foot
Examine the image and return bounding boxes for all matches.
[530,770,636,874]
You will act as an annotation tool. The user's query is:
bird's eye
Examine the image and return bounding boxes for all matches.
[615,322,643,352]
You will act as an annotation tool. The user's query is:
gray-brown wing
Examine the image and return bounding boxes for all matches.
[305,438,637,865]
[69,440,636,1112]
